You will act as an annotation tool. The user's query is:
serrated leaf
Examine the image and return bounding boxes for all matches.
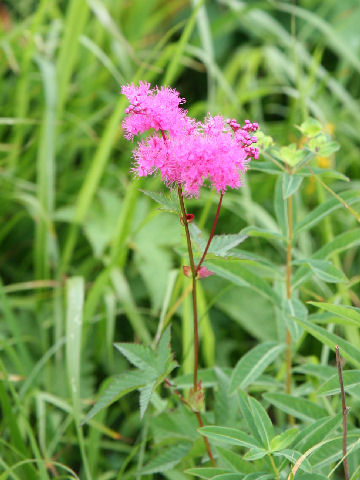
[317,370,360,397]
[189,223,247,257]
[81,370,149,425]
[292,315,360,369]
[139,442,192,475]
[139,189,178,213]
[184,468,231,479]
[269,427,298,451]
[198,426,262,450]
[229,342,284,393]
[282,173,303,199]
[307,259,347,283]
[308,302,360,327]
[114,342,157,374]
[139,381,156,419]
[263,393,327,421]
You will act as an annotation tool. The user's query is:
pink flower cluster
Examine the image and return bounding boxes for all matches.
[121,82,258,197]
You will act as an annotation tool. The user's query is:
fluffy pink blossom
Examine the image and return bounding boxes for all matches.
[122,83,258,197]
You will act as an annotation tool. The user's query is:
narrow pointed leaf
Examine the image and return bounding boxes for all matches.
[282,173,303,199]
[308,259,347,283]
[229,342,285,393]
[198,426,261,449]
[264,393,327,421]
[309,302,360,327]
[270,427,299,451]
[317,371,360,397]
[185,468,231,479]
[139,442,192,475]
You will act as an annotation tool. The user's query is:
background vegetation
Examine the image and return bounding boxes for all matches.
[1,0,360,479]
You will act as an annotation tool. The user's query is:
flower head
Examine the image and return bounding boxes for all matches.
[122,83,258,197]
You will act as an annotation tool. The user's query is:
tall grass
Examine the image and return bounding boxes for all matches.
[1,0,359,478]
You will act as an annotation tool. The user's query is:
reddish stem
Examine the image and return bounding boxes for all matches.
[196,192,224,274]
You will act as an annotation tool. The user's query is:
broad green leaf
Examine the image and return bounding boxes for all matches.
[242,473,272,480]
[206,259,280,306]
[307,259,347,283]
[81,370,149,425]
[282,298,307,342]
[216,447,255,474]
[279,143,306,167]
[184,468,231,479]
[214,368,237,427]
[242,448,267,461]
[198,426,262,450]
[113,343,157,374]
[139,189,178,213]
[294,414,342,451]
[309,302,360,327]
[263,393,327,421]
[292,316,360,369]
[293,190,360,237]
[317,371,360,397]
[237,391,263,445]
[308,137,340,156]
[269,427,299,452]
[298,118,322,137]
[139,442,192,475]
[229,342,284,393]
[282,173,303,199]
[293,363,336,380]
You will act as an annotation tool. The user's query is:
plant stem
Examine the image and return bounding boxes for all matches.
[269,454,280,480]
[176,185,217,467]
[335,345,350,480]
[164,379,216,466]
[177,185,199,390]
[285,194,293,397]
[196,192,223,274]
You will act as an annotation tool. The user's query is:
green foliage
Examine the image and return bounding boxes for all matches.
[1,0,360,478]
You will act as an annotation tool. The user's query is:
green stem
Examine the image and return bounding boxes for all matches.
[269,454,280,480]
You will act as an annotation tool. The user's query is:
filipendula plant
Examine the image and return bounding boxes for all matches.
[83,86,359,479]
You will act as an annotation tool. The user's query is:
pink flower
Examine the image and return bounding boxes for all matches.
[122,83,258,197]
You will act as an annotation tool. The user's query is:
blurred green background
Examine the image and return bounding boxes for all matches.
[1,0,360,478]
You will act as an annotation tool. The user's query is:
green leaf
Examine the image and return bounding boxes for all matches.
[198,426,262,450]
[294,414,342,451]
[293,475,328,480]
[279,143,306,167]
[229,342,285,393]
[250,161,282,175]
[189,223,247,257]
[308,302,360,327]
[139,189,178,213]
[216,447,255,474]
[211,475,246,480]
[206,259,280,306]
[292,315,360,369]
[298,118,322,137]
[240,226,284,241]
[139,442,192,475]
[184,468,231,479]
[282,173,303,199]
[307,259,347,283]
[308,137,340,156]
[317,371,360,397]
[273,449,311,472]
[113,342,157,374]
[274,176,288,236]
[263,393,327,421]
[81,370,149,425]
[139,381,156,419]
[293,190,360,237]
[247,396,274,449]
[214,368,237,427]
[269,427,299,452]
